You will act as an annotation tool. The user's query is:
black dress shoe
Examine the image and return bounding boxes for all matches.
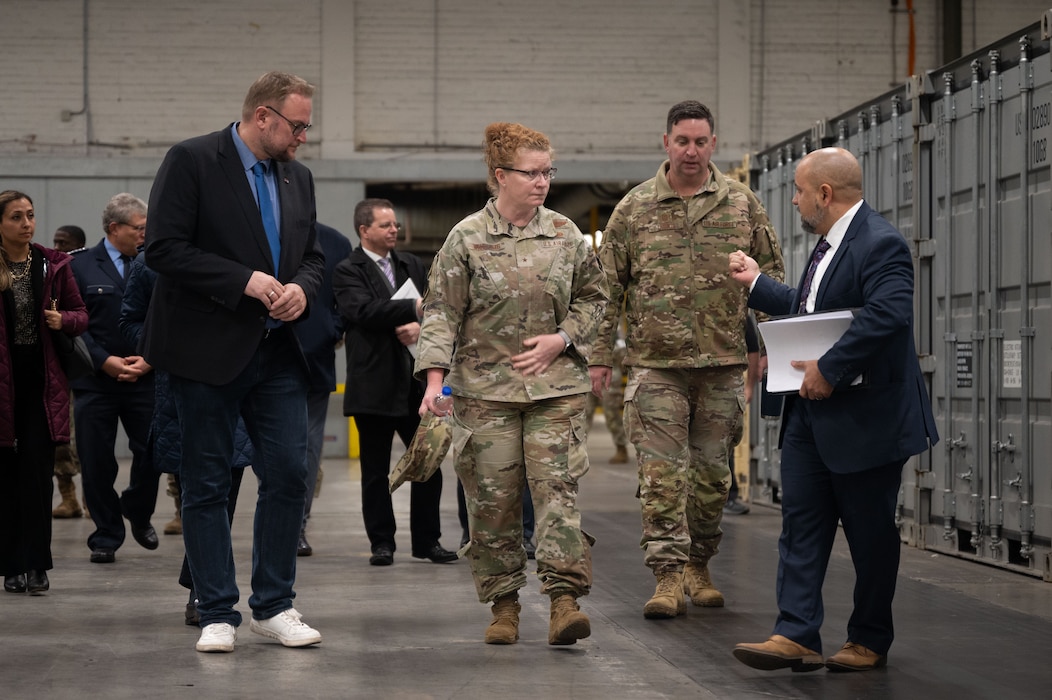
[413,544,458,564]
[90,548,116,564]
[27,570,49,595]
[4,573,27,593]
[297,532,313,557]
[130,522,159,550]
[369,545,394,566]
[523,538,537,560]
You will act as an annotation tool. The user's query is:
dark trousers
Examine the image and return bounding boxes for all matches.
[171,330,309,626]
[774,400,904,656]
[353,413,443,555]
[74,386,157,552]
[178,467,246,591]
[0,346,55,575]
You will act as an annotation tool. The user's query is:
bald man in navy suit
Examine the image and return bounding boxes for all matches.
[728,147,938,673]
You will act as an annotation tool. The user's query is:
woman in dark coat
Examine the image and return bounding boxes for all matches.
[0,190,88,594]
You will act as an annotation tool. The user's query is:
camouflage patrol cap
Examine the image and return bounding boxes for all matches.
[389,412,452,493]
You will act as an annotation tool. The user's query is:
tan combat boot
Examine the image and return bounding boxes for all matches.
[484,592,521,644]
[163,494,182,535]
[643,570,686,619]
[683,561,724,607]
[548,594,591,645]
[52,474,83,518]
[609,445,629,464]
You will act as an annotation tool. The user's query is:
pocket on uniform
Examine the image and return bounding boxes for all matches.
[622,380,646,445]
[470,258,511,305]
[449,421,475,490]
[567,410,591,482]
[86,284,117,297]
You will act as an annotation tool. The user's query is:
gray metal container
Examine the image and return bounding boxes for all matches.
[748,12,1052,581]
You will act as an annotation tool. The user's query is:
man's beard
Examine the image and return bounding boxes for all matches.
[800,202,826,234]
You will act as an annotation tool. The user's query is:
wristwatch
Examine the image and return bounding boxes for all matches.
[557,329,572,352]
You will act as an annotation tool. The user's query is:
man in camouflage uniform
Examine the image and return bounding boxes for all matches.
[590,101,784,619]
[51,226,87,518]
[586,317,629,463]
[416,122,607,645]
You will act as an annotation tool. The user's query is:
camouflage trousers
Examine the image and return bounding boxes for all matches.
[624,366,744,572]
[54,398,80,476]
[453,393,593,603]
[586,365,626,448]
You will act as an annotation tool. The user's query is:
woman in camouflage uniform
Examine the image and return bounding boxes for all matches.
[416,122,607,646]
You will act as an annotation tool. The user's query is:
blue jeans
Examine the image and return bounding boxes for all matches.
[170,330,309,627]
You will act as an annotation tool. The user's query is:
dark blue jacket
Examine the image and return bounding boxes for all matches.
[292,222,352,393]
[70,240,153,395]
[749,201,938,473]
[120,255,252,473]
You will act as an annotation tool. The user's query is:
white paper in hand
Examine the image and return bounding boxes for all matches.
[392,279,422,358]
[757,309,856,393]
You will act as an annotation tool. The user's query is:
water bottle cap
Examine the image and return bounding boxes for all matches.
[441,386,452,396]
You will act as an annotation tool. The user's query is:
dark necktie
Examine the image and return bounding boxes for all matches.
[798,239,831,313]
[252,161,281,273]
[378,257,396,289]
[120,254,133,281]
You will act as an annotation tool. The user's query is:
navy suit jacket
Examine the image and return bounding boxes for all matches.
[291,222,352,393]
[749,201,938,473]
[69,240,153,395]
[142,124,324,386]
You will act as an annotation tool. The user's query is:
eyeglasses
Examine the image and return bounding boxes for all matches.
[265,105,312,137]
[498,166,557,181]
[122,222,147,233]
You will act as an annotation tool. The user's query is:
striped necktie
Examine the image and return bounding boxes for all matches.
[379,257,396,289]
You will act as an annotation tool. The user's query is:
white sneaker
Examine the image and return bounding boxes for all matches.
[249,608,321,647]
[196,622,237,653]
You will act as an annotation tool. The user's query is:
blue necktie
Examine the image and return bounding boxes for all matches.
[119,254,133,281]
[798,239,831,313]
[252,161,281,273]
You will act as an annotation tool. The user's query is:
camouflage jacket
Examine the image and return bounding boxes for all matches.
[591,161,784,369]
[415,200,608,402]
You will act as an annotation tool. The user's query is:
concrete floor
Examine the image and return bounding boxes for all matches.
[4,415,1052,699]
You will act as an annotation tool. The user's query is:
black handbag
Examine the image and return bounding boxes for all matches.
[48,297,94,381]
[53,330,94,381]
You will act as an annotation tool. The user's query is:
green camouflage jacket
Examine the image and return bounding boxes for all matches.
[592,161,784,369]
[416,200,608,401]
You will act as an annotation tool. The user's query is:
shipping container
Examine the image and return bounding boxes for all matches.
[749,11,1052,581]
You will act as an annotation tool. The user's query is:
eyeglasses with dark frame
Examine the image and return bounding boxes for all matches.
[121,222,147,233]
[498,166,558,182]
[265,105,312,137]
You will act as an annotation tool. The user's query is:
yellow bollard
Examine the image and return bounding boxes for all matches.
[348,417,360,459]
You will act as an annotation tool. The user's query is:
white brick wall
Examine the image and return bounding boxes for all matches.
[352,0,720,155]
[0,0,1049,159]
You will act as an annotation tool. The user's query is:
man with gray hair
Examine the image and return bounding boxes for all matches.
[69,192,159,565]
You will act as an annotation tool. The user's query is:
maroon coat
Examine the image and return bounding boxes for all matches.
[0,244,89,446]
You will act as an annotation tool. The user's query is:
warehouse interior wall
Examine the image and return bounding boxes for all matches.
[2,0,1049,243]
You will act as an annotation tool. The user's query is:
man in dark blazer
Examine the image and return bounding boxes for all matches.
[728,147,938,673]
[70,193,158,564]
[333,198,455,567]
[291,222,352,556]
[143,71,325,654]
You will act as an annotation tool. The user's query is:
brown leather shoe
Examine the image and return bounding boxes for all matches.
[825,642,887,672]
[733,635,824,672]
